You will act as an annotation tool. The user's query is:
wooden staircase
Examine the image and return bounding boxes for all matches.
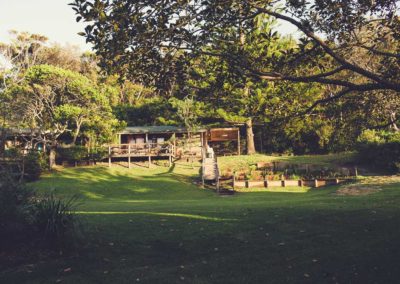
[201,147,234,195]
[203,157,218,181]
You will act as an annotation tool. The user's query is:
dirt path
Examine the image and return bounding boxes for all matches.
[336,175,400,196]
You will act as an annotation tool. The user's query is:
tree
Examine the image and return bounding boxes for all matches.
[170,96,203,166]
[13,65,117,167]
[37,43,82,72]
[177,16,320,154]
[0,31,48,156]
[71,0,399,121]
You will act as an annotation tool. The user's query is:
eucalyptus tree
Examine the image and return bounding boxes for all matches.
[71,0,400,121]
[0,32,48,155]
[13,65,118,167]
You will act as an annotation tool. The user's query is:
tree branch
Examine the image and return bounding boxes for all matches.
[301,83,387,114]
[250,4,400,92]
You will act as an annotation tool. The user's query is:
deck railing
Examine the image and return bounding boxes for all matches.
[107,143,175,156]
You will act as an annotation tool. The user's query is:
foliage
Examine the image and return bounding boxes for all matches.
[169,97,203,131]
[88,147,108,163]
[10,65,122,149]
[113,98,178,126]
[356,130,400,173]
[0,173,32,233]
[24,151,49,182]
[57,146,88,164]
[72,0,400,105]
[33,193,79,246]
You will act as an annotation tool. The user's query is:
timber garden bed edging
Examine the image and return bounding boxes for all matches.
[230,178,355,189]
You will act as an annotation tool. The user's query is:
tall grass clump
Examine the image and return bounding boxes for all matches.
[34,193,80,247]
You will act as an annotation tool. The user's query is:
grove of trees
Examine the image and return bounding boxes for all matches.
[1,0,399,169]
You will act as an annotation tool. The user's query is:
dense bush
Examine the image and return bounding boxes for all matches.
[57,146,88,164]
[0,171,32,246]
[57,146,107,165]
[0,173,32,237]
[24,151,49,182]
[356,130,400,173]
[88,147,108,163]
[2,148,47,182]
[0,170,80,248]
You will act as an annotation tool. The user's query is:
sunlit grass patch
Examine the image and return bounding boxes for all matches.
[75,211,238,221]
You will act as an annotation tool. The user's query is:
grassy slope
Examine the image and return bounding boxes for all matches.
[1,161,400,284]
[218,152,356,172]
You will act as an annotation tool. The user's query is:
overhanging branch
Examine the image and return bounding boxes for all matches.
[250,4,400,92]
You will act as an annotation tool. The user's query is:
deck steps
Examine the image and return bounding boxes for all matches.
[203,157,218,181]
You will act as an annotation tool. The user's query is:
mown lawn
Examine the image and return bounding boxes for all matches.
[218,152,356,172]
[1,161,400,284]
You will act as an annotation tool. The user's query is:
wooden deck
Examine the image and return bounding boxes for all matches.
[106,143,175,168]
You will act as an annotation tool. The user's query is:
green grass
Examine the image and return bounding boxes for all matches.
[218,152,356,172]
[1,161,400,284]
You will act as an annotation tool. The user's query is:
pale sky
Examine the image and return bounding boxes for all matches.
[0,0,298,52]
[0,0,92,51]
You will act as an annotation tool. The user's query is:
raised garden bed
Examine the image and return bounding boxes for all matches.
[232,177,350,189]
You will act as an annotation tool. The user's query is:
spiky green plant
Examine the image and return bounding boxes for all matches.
[34,193,79,246]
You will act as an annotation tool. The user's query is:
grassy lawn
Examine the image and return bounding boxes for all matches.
[1,161,400,283]
[218,152,356,172]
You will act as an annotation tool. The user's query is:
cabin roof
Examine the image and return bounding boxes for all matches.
[1,128,43,136]
[119,126,207,134]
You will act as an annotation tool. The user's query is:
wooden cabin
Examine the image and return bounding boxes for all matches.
[1,128,44,154]
[107,126,208,167]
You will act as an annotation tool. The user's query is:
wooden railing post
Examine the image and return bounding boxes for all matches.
[215,156,220,192]
[128,144,131,169]
[201,147,205,188]
[108,146,111,168]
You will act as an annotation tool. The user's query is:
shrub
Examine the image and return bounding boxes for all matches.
[0,172,33,240]
[356,130,400,173]
[57,146,88,164]
[88,147,108,163]
[34,193,80,246]
[24,151,48,182]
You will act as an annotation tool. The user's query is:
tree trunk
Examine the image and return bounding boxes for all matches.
[72,121,82,145]
[49,141,57,169]
[246,119,256,155]
[390,112,399,132]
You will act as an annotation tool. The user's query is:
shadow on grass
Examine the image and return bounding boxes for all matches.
[32,165,207,201]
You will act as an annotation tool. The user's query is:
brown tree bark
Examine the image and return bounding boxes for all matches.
[246,119,256,155]
[49,141,57,169]
[390,112,399,132]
